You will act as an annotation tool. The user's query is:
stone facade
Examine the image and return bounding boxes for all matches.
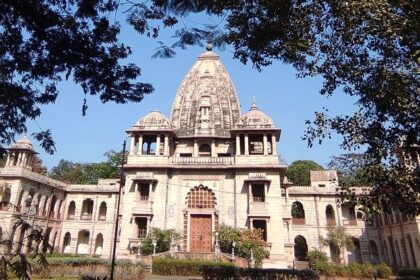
[0,47,419,268]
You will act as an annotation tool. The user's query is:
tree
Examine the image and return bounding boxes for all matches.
[0,1,153,156]
[287,160,324,185]
[124,0,419,215]
[327,153,371,188]
[140,228,181,256]
[319,226,355,264]
[216,224,268,267]
[49,150,125,184]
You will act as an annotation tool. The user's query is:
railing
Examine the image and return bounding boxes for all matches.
[98,215,106,221]
[140,196,149,201]
[326,218,336,226]
[138,229,147,238]
[80,213,93,220]
[292,218,306,225]
[171,157,234,165]
[132,201,153,214]
[343,219,358,226]
[252,196,265,202]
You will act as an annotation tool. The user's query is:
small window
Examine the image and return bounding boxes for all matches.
[180,153,192,157]
[318,184,326,188]
[217,153,231,157]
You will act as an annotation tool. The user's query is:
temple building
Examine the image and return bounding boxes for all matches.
[0,46,419,268]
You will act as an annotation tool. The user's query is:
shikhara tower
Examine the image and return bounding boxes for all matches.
[1,46,419,268]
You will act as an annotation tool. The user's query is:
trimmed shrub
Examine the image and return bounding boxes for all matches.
[201,266,319,280]
[152,257,233,276]
[140,228,181,255]
[376,263,392,279]
[398,268,420,279]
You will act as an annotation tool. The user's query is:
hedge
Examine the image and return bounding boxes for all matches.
[152,257,233,276]
[201,266,319,280]
[398,268,420,279]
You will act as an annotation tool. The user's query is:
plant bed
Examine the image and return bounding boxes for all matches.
[152,257,233,276]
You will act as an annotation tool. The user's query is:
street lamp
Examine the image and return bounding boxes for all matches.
[152,239,157,256]
[232,241,236,260]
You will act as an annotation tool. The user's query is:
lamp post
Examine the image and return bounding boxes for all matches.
[232,241,236,260]
[137,241,142,259]
[152,239,157,256]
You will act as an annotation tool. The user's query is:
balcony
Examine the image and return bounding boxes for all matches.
[248,201,270,217]
[138,228,147,238]
[343,219,358,226]
[292,218,306,225]
[326,218,336,226]
[132,201,153,215]
[171,157,234,165]
[80,213,93,220]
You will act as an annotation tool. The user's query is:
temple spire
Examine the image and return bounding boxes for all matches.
[250,96,258,110]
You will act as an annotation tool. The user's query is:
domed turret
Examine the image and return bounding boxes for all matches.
[135,110,171,130]
[170,45,241,137]
[236,97,275,129]
[5,136,37,169]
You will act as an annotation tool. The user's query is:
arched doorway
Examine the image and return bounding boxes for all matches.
[63,232,71,253]
[294,235,308,261]
[67,201,76,219]
[77,230,90,254]
[369,240,380,264]
[185,185,216,252]
[325,205,336,225]
[291,201,305,224]
[95,234,103,255]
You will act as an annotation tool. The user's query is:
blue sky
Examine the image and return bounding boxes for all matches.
[26,14,359,170]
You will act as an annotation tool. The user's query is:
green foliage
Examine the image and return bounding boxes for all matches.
[307,250,329,275]
[327,153,371,187]
[376,263,393,279]
[216,224,268,267]
[201,266,319,280]
[152,257,232,276]
[140,228,181,256]
[49,150,126,184]
[287,160,324,185]
[319,226,354,264]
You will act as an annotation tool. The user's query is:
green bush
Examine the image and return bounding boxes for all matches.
[376,263,392,279]
[216,224,268,267]
[201,266,319,280]
[398,268,420,278]
[140,228,181,255]
[152,257,233,276]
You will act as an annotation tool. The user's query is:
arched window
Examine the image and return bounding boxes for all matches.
[186,185,216,208]
[49,195,57,218]
[62,232,71,253]
[341,202,357,225]
[294,235,308,261]
[330,243,340,263]
[81,199,94,220]
[98,202,107,221]
[77,230,90,254]
[17,190,25,212]
[291,201,305,224]
[369,240,379,264]
[0,188,11,210]
[351,238,362,263]
[67,201,76,220]
[41,196,48,216]
[51,231,58,253]
[95,233,103,255]
[199,144,211,157]
[326,205,336,225]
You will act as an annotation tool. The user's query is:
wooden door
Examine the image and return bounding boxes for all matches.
[190,215,212,252]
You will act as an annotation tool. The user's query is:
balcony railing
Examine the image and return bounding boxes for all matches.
[292,218,306,225]
[140,196,149,201]
[171,157,234,165]
[343,219,357,226]
[132,201,153,214]
[253,196,265,203]
[138,229,147,238]
[81,213,93,220]
[326,218,336,226]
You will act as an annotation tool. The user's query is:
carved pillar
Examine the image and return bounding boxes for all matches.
[5,153,10,166]
[264,182,268,199]
[130,135,135,155]
[138,135,143,155]
[271,135,277,155]
[164,135,169,156]
[155,135,161,155]
[17,152,22,166]
[263,134,268,155]
[244,134,249,155]
[235,135,241,156]
[211,140,216,157]
[193,140,198,157]
[248,182,252,205]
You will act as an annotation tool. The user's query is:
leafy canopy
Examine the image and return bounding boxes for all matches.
[0,0,153,156]
[287,160,324,186]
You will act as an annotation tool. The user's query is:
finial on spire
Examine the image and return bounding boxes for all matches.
[250,96,258,110]
[206,43,213,51]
